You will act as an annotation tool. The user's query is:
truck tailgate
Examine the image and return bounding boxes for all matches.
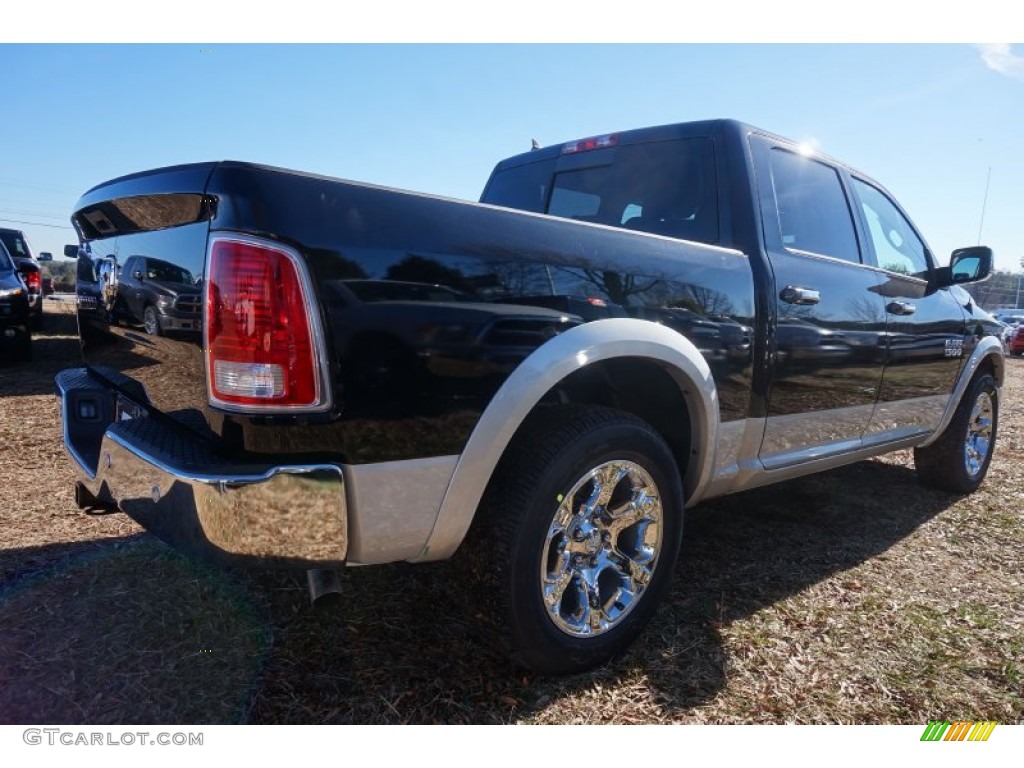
[71,163,217,443]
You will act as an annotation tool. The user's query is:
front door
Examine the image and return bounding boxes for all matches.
[848,177,968,439]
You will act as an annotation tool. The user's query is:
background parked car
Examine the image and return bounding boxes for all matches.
[0,238,32,362]
[0,227,44,331]
[992,310,1024,324]
[986,310,1024,353]
[1009,325,1024,356]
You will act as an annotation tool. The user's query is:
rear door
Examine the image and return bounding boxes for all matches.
[751,138,889,469]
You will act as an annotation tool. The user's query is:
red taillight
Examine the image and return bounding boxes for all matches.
[205,237,325,411]
[25,270,40,291]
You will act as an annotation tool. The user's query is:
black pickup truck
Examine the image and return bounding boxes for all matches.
[1,238,33,361]
[0,227,44,331]
[57,119,1002,674]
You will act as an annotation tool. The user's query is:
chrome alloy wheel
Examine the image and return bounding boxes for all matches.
[143,306,160,336]
[540,460,663,637]
[964,390,994,478]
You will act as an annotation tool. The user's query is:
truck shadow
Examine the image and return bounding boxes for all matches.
[0,311,158,398]
[0,310,81,397]
[241,456,962,723]
[0,536,271,725]
[0,458,961,724]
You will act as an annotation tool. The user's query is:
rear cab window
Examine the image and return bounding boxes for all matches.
[483,137,720,246]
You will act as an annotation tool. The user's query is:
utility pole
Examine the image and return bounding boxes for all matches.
[1019,257,1024,310]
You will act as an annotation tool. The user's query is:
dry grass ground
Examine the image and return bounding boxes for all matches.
[0,300,1020,724]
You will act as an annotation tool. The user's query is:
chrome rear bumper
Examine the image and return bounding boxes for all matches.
[56,367,347,568]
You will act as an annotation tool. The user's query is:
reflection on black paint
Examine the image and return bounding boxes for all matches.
[323,276,582,417]
[77,162,757,463]
[76,224,210,441]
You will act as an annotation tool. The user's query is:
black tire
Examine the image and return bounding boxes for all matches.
[143,305,162,336]
[914,371,998,494]
[457,405,684,675]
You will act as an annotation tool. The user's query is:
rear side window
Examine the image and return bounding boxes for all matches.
[484,138,720,245]
[770,149,860,264]
[482,159,553,214]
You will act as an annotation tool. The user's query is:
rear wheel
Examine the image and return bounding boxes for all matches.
[914,371,998,494]
[459,405,684,674]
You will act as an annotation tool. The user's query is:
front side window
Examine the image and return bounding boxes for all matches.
[145,259,195,285]
[77,256,97,283]
[851,178,928,277]
[770,149,860,264]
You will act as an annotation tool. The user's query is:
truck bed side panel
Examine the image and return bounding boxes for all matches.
[75,161,756,466]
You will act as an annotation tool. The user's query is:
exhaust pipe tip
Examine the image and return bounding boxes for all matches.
[306,568,343,607]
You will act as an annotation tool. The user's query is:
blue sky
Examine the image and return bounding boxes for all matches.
[2,42,1023,275]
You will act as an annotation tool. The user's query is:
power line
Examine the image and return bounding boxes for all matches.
[0,217,75,231]
[0,207,70,221]
[0,178,79,195]
[0,195,73,210]
[0,200,75,219]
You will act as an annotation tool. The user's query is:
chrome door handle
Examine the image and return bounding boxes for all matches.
[780,286,821,305]
[887,301,917,316]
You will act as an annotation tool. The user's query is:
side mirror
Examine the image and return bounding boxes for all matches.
[64,244,81,258]
[934,246,993,289]
[38,252,53,261]
[133,270,144,280]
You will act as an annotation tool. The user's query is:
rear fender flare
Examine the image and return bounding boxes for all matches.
[414,318,719,562]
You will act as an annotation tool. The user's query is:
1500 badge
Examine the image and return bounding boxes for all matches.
[945,339,964,358]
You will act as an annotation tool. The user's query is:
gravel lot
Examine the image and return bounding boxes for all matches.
[1,300,1021,724]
